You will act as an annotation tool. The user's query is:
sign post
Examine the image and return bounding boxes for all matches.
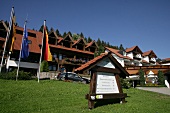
[75,52,129,109]
[86,67,127,109]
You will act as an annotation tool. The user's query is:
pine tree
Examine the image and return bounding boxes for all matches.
[87,37,92,43]
[119,44,125,51]
[39,25,49,33]
[56,29,61,36]
[80,32,84,38]
[97,38,101,46]
[63,32,67,38]
[139,69,145,86]
[97,45,104,56]
[157,70,165,85]
[84,37,87,43]
[68,31,72,37]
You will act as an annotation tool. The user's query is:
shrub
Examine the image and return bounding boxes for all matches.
[120,78,132,89]
[40,60,49,72]
[139,69,145,86]
[0,69,32,80]
[157,70,165,85]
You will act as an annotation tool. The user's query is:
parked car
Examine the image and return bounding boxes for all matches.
[56,72,90,84]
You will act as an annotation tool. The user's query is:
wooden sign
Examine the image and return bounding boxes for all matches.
[75,52,129,109]
[96,72,119,94]
[85,67,127,109]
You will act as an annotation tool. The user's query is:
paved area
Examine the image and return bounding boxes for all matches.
[136,87,170,96]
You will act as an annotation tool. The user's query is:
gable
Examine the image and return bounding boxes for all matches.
[75,52,129,78]
[63,34,73,42]
[97,57,115,69]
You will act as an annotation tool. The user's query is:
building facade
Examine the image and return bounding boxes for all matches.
[0,20,98,73]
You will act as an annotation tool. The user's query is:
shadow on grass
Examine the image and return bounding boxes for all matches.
[94,98,128,108]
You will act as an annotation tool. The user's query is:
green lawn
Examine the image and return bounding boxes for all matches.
[0,79,170,113]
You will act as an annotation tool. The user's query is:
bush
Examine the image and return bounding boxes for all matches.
[157,70,165,85]
[40,60,49,72]
[0,69,32,80]
[139,69,145,86]
[120,78,132,89]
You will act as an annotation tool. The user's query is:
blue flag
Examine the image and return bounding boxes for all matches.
[21,24,29,59]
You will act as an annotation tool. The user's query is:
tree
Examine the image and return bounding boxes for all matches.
[39,25,49,33]
[68,31,72,37]
[80,32,84,38]
[5,20,9,27]
[139,69,145,86]
[87,37,92,43]
[96,45,104,57]
[63,32,67,38]
[97,38,101,46]
[119,44,125,51]
[157,70,165,85]
[84,37,87,42]
[56,29,61,37]
[72,34,79,40]
[40,60,49,72]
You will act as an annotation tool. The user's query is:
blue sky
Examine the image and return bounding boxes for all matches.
[0,0,170,59]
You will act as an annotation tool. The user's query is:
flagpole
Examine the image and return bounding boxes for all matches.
[16,21,27,81]
[0,7,14,73]
[37,20,46,83]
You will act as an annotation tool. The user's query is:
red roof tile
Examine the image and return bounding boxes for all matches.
[50,44,94,55]
[14,26,42,53]
[85,40,98,48]
[105,47,133,60]
[126,70,139,75]
[105,47,124,58]
[125,45,143,54]
[163,58,170,61]
[73,37,86,46]
[143,50,157,58]
[0,37,5,41]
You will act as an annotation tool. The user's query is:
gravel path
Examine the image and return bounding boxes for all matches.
[136,87,170,96]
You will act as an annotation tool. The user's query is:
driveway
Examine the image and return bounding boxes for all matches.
[136,87,170,96]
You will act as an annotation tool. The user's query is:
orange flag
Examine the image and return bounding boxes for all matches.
[43,25,52,61]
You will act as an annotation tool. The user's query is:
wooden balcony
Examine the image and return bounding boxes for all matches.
[133,56,141,60]
[57,58,87,65]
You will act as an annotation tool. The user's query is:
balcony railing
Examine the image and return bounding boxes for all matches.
[58,58,87,65]
[149,59,156,63]
[133,56,141,60]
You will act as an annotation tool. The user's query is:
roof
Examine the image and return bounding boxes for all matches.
[73,37,86,46]
[50,44,94,55]
[105,47,124,58]
[62,33,74,42]
[13,26,42,53]
[126,70,139,75]
[75,52,129,78]
[0,20,8,31]
[86,40,99,48]
[105,47,132,60]
[142,50,157,58]
[125,45,143,54]
[161,58,170,63]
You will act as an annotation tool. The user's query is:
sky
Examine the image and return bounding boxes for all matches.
[0,0,170,59]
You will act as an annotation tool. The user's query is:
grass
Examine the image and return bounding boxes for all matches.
[0,79,170,113]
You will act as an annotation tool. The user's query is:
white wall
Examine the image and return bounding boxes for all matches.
[143,56,149,62]
[7,60,39,69]
[105,49,125,67]
[127,52,133,59]
[161,63,170,65]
